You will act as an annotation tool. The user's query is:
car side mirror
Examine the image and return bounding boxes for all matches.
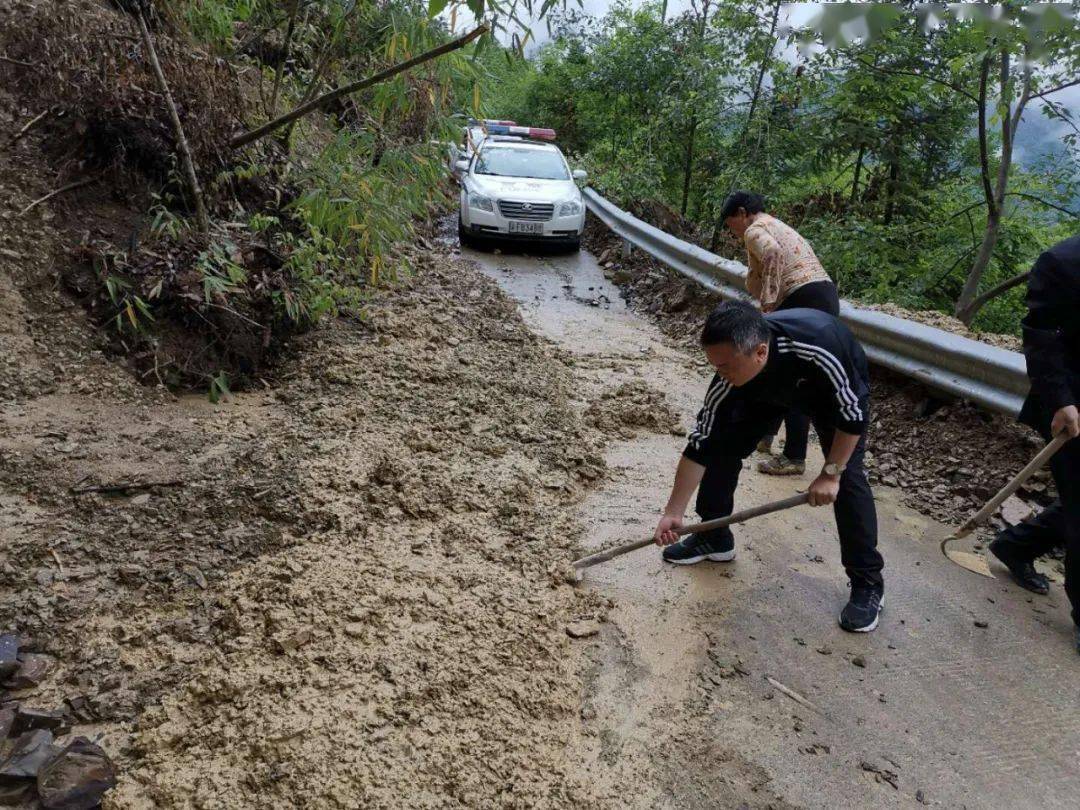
[455,160,469,174]
[572,169,588,181]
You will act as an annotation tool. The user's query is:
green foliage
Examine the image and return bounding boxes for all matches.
[195,240,248,303]
[208,370,231,403]
[103,272,155,336]
[485,0,1080,333]
[177,0,258,52]
[105,0,483,396]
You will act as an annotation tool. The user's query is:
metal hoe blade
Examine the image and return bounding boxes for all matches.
[940,434,1069,577]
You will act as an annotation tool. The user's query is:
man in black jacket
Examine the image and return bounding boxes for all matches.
[653,300,885,632]
[989,235,1080,654]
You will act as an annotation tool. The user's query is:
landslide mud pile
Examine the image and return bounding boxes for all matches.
[585,380,684,440]
[98,255,623,807]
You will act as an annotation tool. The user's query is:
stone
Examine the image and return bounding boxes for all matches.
[565,620,601,639]
[12,708,66,735]
[3,654,51,690]
[0,635,18,680]
[664,284,694,313]
[37,737,117,810]
[999,495,1033,526]
[62,697,94,725]
[0,707,14,739]
[851,655,867,668]
[184,567,207,590]
[343,623,366,639]
[273,627,313,654]
[130,494,151,506]
[116,564,144,583]
[0,729,56,780]
[0,782,33,806]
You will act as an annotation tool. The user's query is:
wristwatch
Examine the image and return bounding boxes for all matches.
[823,462,847,477]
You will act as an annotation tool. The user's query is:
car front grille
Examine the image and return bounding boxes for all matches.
[498,200,554,221]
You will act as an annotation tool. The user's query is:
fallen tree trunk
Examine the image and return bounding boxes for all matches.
[230,24,488,150]
[135,6,210,235]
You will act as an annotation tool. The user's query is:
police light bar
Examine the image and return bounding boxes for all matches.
[484,124,557,140]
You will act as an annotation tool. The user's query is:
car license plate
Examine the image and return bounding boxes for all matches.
[508,221,543,235]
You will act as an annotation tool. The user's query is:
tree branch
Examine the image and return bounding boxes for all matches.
[231,24,488,149]
[855,57,978,103]
[0,54,35,68]
[135,7,210,234]
[955,270,1030,323]
[268,0,299,118]
[1030,76,1080,100]
[926,245,977,293]
[976,52,995,215]
[3,108,50,151]
[1006,192,1079,218]
[20,175,99,216]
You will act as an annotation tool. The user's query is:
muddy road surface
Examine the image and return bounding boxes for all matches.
[3,226,1078,809]
[465,240,1080,810]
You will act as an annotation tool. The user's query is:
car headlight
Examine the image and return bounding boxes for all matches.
[558,200,582,217]
[469,193,494,212]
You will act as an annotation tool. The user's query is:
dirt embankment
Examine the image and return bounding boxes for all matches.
[583,216,1052,535]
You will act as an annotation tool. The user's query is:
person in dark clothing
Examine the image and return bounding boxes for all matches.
[762,279,841,468]
[653,300,885,632]
[988,235,1080,654]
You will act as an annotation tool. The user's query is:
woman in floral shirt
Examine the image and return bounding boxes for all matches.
[721,191,840,476]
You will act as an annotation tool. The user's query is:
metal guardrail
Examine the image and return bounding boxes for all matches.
[583,187,1030,417]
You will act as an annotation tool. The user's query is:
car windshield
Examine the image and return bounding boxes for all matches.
[474,147,569,180]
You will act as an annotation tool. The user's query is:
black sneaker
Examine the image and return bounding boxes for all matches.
[662,533,735,565]
[988,537,1050,595]
[839,586,884,633]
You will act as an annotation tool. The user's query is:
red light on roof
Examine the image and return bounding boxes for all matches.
[484,124,557,140]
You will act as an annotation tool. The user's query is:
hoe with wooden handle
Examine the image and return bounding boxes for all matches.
[572,493,810,572]
[940,433,1070,577]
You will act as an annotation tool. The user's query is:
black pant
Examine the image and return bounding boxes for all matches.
[695,409,883,589]
[995,436,1080,624]
[771,282,841,462]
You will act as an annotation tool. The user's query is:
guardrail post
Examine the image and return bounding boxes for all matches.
[621,238,632,259]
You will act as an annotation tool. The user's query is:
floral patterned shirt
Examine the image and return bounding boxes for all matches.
[743,214,831,312]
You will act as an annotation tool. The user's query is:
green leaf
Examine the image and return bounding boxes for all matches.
[428,0,449,20]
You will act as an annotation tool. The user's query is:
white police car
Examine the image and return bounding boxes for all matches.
[456,126,587,251]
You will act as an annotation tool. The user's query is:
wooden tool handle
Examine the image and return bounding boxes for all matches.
[952,433,1070,540]
[572,492,810,570]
